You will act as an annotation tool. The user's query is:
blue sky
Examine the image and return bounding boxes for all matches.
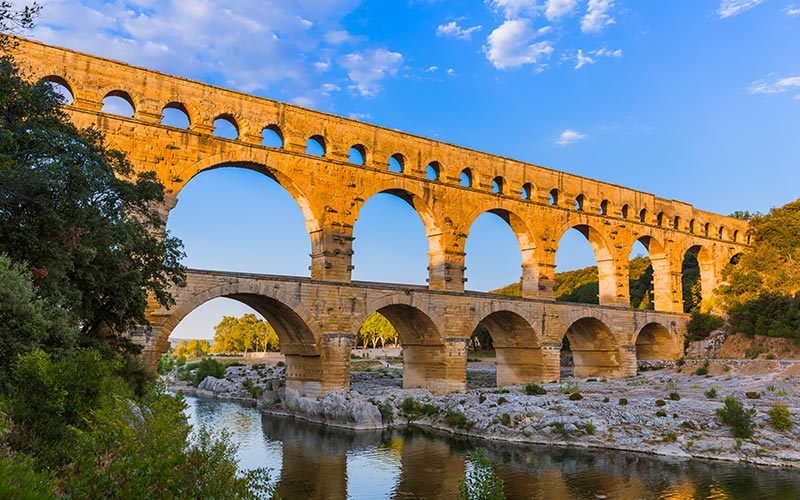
[26,0,800,340]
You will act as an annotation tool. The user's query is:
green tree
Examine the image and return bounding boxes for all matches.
[212,314,279,353]
[358,312,397,348]
[0,52,185,349]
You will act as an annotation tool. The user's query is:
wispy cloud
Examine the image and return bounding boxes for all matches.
[785,4,800,15]
[484,19,553,70]
[556,129,586,145]
[546,0,580,20]
[748,76,800,98]
[581,0,615,33]
[340,48,404,97]
[574,47,622,69]
[488,0,541,19]
[717,0,767,19]
[436,20,482,40]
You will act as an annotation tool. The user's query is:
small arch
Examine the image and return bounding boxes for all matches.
[730,253,743,265]
[161,102,191,129]
[521,182,532,200]
[102,90,135,117]
[306,135,326,156]
[621,204,629,219]
[689,219,696,234]
[639,208,648,224]
[718,226,726,240]
[747,233,752,245]
[600,199,610,216]
[549,189,559,206]
[460,168,473,187]
[261,125,284,148]
[635,323,677,361]
[212,114,239,140]
[492,176,504,194]
[564,317,620,378]
[474,310,542,387]
[40,75,74,105]
[656,212,665,227]
[348,144,367,165]
[704,222,710,237]
[575,194,585,211]
[732,229,739,243]
[388,153,404,173]
[425,161,441,181]
[673,216,681,230]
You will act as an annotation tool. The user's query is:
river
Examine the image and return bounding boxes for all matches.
[184,395,800,500]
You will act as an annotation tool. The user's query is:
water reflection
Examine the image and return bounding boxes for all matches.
[183,396,800,500]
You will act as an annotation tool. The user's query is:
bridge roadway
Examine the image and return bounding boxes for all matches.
[139,269,687,396]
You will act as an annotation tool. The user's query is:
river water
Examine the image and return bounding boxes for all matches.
[184,395,800,500]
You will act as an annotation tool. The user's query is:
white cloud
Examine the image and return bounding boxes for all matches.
[426,65,439,72]
[446,68,457,76]
[348,112,372,120]
[545,0,579,20]
[436,20,482,40]
[574,46,622,68]
[717,0,767,19]
[785,4,800,15]
[485,19,553,70]
[748,76,800,98]
[488,0,541,19]
[556,129,586,145]
[574,49,594,69]
[581,0,615,33]
[340,48,403,97]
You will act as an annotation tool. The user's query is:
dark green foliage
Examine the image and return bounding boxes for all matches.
[681,253,702,313]
[745,391,761,399]
[497,396,507,404]
[618,398,628,406]
[655,399,666,407]
[242,379,264,399]
[522,383,547,395]
[717,395,756,439]
[584,422,595,435]
[374,399,394,424]
[194,358,226,386]
[687,312,725,342]
[500,413,511,426]
[469,323,494,351]
[668,392,681,401]
[695,359,710,376]
[0,56,184,347]
[568,392,583,401]
[0,456,57,500]
[768,403,792,431]
[656,410,667,417]
[445,409,472,429]
[399,397,438,421]
[705,387,717,399]
[728,294,800,342]
[479,393,487,403]
[456,451,506,500]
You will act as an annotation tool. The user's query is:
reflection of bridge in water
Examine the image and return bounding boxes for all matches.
[14,38,749,395]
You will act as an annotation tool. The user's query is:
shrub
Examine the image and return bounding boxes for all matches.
[668,392,681,401]
[522,383,547,396]
[618,398,628,406]
[695,359,710,376]
[603,396,610,403]
[275,361,285,368]
[745,345,765,359]
[500,413,511,426]
[584,422,595,435]
[479,393,487,403]
[446,409,472,430]
[550,421,570,437]
[663,431,678,442]
[768,403,792,431]
[568,392,583,401]
[687,311,725,341]
[0,457,57,500]
[656,410,667,417]
[497,397,507,405]
[705,387,718,399]
[717,395,756,439]
[456,451,505,500]
[193,358,226,387]
[241,379,263,399]
[655,399,666,407]
[559,382,579,394]
[745,391,761,399]
[376,400,394,425]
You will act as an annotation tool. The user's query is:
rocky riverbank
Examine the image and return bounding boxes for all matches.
[166,359,800,468]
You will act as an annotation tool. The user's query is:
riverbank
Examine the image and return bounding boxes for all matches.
[166,358,800,468]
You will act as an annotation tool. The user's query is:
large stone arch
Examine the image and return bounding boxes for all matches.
[562,316,621,378]
[470,306,544,386]
[627,234,673,311]
[633,322,681,360]
[554,222,617,305]
[684,244,716,310]
[463,206,538,297]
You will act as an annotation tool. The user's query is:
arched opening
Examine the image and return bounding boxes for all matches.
[166,166,312,276]
[656,212,665,227]
[213,115,239,140]
[732,229,739,243]
[491,176,504,194]
[554,225,613,305]
[729,252,743,265]
[718,226,726,240]
[689,219,696,234]
[161,102,190,129]
[621,204,629,219]
[600,200,610,216]
[41,76,74,105]
[575,194,585,211]
[704,223,711,237]
[464,209,532,293]
[628,239,654,309]
[460,168,473,187]
[521,183,532,200]
[348,144,366,165]
[388,153,404,173]
[306,135,326,156]
[352,191,431,285]
[262,125,284,148]
[635,323,677,361]
[639,208,648,224]
[470,311,542,387]
[683,245,713,312]
[101,90,135,117]
[361,304,444,392]
[425,161,441,181]
[563,317,620,378]
[673,216,681,231]
[549,189,559,206]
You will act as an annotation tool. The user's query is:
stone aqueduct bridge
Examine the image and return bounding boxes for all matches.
[15,39,749,396]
